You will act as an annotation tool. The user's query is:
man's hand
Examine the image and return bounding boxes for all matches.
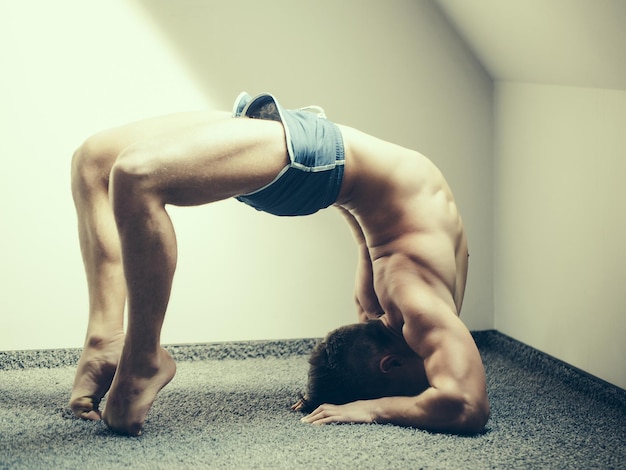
[300,400,377,425]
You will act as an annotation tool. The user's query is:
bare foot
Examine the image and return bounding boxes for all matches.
[69,332,125,420]
[102,346,176,436]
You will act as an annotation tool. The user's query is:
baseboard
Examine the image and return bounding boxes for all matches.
[472,329,626,406]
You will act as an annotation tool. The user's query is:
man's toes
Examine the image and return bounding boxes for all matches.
[126,422,143,437]
[79,409,102,421]
[102,413,143,436]
[70,397,102,421]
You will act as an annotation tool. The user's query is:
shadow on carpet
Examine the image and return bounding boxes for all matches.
[1,331,624,469]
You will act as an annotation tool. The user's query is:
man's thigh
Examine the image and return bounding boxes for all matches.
[113,114,290,206]
[86,111,231,160]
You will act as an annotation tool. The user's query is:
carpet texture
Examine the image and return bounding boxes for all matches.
[1,331,624,469]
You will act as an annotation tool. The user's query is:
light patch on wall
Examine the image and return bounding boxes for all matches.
[0,0,213,350]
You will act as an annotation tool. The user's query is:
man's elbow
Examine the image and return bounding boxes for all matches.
[456,397,490,434]
[429,389,490,434]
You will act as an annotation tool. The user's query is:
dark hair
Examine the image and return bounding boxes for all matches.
[296,321,396,413]
[247,100,281,121]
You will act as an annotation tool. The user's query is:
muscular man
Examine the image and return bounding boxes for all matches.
[69,92,489,436]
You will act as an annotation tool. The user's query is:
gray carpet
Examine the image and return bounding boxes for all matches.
[1,331,625,469]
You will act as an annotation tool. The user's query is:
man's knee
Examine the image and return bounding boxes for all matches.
[71,135,117,198]
[109,148,162,221]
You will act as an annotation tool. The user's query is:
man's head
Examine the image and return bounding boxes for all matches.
[295,320,429,413]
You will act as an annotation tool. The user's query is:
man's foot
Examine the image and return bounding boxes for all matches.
[102,346,176,436]
[69,332,125,420]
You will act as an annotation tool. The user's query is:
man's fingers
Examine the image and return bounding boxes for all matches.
[300,401,375,425]
[300,404,342,425]
[291,398,305,411]
[301,413,334,425]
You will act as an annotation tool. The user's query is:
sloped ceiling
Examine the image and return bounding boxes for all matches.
[436,0,626,91]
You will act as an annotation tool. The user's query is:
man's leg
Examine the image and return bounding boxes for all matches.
[69,111,233,420]
[70,133,126,420]
[100,115,289,435]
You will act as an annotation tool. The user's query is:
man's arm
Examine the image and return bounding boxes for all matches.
[393,248,489,433]
[337,207,384,321]
[302,246,489,434]
[301,317,489,434]
[398,310,489,433]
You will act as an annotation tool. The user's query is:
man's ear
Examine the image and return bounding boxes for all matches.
[379,354,403,374]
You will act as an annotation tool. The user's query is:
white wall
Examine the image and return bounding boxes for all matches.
[0,0,493,351]
[494,82,626,389]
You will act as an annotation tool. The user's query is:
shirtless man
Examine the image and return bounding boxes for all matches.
[69,92,489,436]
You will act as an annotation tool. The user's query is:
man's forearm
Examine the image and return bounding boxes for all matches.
[372,387,489,434]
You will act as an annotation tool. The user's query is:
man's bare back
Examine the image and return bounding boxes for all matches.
[336,124,468,320]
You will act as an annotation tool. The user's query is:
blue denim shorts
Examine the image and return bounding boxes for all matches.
[232,92,345,217]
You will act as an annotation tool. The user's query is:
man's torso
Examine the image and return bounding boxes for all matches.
[335,125,468,329]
